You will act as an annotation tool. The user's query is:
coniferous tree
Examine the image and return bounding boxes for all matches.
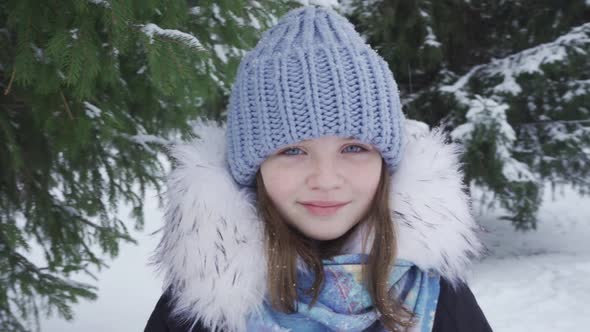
[0,1,296,330]
[341,0,590,229]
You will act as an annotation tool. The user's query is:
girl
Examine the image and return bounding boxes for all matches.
[145,6,492,332]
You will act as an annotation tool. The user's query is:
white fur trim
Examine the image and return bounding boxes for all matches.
[152,119,483,332]
[393,120,482,283]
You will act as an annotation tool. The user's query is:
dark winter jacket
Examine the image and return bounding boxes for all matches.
[144,120,492,332]
[145,278,492,332]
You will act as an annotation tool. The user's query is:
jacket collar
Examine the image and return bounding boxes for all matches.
[152,119,483,332]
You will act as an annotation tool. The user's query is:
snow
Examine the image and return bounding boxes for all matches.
[416,8,440,49]
[70,28,79,40]
[248,12,262,30]
[212,4,226,24]
[228,10,245,26]
[424,26,441,48]
[213,44,229,63]
[207,58,224,89]
[546,122,572,142]
[141,23,205,51]
[563,79,590,102]
[127,134,170,146]
[136,65,147,75]
[441,22,590,96]
[295,0,340,8]
[439,23,590,184]
[469,184,590,331]
[31,43,45,62]
[121,134,171,154]
[87,0,110,8]
[450,94,537,183]
[83,101,102,119]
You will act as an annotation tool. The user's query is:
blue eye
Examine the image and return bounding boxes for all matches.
[280,147,305,156]
[342,145,368,153]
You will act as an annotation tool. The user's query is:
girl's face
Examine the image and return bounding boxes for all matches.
[260,135,382,241]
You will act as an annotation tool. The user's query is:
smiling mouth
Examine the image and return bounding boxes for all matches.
[299,201,349,216]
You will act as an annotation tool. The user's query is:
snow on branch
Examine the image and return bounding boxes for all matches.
[126,134,170,146]
[450,94,537,183]
[418,4,441,49]
[141,23,205,51]
[442,22,590,95]
[120,133,173,154]
[424,26,441,48]
[294,0,340,8]
[563,79,590,101]
[87,0,110,8]
[83,101,102,119]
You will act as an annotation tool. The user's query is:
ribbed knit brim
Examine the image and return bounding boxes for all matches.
[226,6,405,186]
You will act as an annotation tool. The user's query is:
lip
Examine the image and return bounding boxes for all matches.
[298,201,350,216]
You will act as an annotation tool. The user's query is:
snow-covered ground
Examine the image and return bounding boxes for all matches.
[41,183,590,331]
[469,184,590,332]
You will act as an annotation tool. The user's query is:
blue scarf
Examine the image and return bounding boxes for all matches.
[246,254,440,331]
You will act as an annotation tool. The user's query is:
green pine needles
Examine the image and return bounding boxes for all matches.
[0,0,293,331]
[345,0,590,229]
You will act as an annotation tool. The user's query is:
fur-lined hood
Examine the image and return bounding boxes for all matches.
[152,119,484,332]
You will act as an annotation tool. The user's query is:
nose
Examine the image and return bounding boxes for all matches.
[306,156,343,190]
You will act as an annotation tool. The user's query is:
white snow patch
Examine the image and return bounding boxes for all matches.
[136,65,147,75]
[248,12,261,30]
[424,26,441,48]
[83,101,102,119]
[212,4,226,24]
[207,58,224,89]
[70,28,79,40]
[213,44,229,63]
[470,184,590,331]
[87,0,110,8]
[141,23,205,51]
[294,0,340,8]
[563,79,590,101]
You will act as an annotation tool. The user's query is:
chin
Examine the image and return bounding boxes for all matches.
[301,228,350,241]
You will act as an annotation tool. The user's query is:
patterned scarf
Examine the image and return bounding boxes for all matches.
[246,254,440,332]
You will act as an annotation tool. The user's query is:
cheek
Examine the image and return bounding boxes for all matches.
[345,156,382,194]
[260,161,300,202]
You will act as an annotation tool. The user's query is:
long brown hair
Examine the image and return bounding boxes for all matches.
[255,159,414,331]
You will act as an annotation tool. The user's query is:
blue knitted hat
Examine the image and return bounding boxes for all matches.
[226,6,406,186]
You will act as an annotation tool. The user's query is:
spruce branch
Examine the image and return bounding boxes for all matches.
[3,68,15,96]
[59,91,74,120]
[519,119,590,127]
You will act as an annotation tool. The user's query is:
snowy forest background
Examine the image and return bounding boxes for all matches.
[1,0,589,331]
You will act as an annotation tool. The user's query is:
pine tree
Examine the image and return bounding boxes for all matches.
[0,1,295,331]
[341,0,590,229]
